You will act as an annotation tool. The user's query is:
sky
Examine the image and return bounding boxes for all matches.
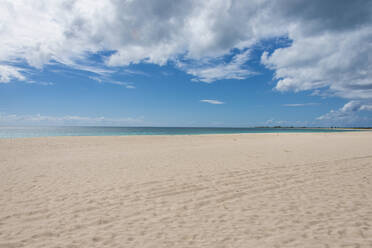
[0,0,371,127]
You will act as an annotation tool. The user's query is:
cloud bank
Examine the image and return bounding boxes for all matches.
[0,113,144,126]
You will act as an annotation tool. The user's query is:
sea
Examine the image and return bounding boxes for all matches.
[0,126,359,138]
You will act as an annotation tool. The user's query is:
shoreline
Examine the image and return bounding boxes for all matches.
[0,127,368,140]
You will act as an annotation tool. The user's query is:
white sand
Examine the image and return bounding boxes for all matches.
[1,132,372,247]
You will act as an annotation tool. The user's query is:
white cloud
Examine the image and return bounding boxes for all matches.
[89,76,135,89]
[317,101,372,126]
[108,81,135,89]
[200,99,224,104]
[283,103,319,107]
[262,27,372,98]
[340,101,372,112]
[0,0,370,101]
[179,49,256,83]
[0,113,144,126]
[25,80,54,86]
[122,69,149,77]
[265,119,310,127]
[0,65,26,83]
[260,1,372,99]
[0,0,280,82]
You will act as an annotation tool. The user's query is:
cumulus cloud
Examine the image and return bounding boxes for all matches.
[340,101,372,112]
[0,0,371,101]
[0,65,26,83]
[261,0,372,99]
[0,0,284,82]
[179,49,257,83]
[200,99,224,104]
[317,101,372,126]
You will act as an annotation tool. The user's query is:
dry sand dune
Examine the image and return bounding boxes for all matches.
[1,132,372,247]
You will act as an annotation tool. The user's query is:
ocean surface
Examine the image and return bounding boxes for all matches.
[0,126,359,138]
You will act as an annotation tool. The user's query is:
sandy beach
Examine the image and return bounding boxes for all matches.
[1,132,372,248]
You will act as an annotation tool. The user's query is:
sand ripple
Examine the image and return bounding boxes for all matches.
[1,133,372,247]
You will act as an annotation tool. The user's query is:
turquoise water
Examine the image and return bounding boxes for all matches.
[0,126,359,138]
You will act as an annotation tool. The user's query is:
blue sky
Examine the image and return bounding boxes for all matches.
[0,1,371,127]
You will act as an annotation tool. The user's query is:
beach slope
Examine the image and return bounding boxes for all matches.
[1,132,372,247]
